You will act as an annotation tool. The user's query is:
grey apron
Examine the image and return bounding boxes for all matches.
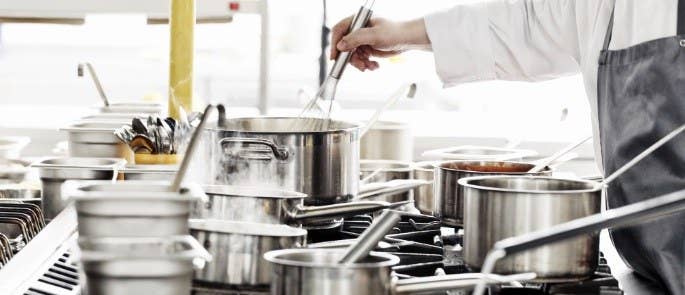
[598,2,685,294]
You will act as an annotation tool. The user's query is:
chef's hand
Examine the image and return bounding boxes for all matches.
[330,17,431,71]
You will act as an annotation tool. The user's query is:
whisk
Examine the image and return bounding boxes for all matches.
[291,0,376,132]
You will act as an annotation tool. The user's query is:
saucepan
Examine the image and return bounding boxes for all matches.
[460,125,685,282]
[434,161,552,226]
[192,185,397,225]
[191,219,307,288]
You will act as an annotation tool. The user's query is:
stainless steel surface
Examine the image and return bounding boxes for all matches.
[204,117,360,205]
[121,164,177,181]
[97,102,163,114]
[528,135,592,173]
[360,121,413,161]
[61,121,133,159]
[339,210,401,264]
[459,176,602,281]
[34,157,125,220]
[360,83,416,137]
[190,219,306,286]
[193,185,392,225]
[79,235,210,295]
[172,105,214,192]
[69,181,203,237]
[360,160,413,203]
[422,145,537,161]
[77,62,110,107]
[264,248,399,295]
[434,161,552,227]
[412,161,435,215]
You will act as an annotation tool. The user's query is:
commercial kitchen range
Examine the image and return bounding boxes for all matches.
[0,104,678,295]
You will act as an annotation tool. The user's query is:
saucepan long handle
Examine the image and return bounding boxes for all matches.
[391,272,537,294]
[291,201,390,222]
[494,188,685,256]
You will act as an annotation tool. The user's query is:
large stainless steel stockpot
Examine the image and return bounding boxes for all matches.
[192,185,393,225]
[78,235,211,295]
[264,248,399,295]
[412,161,435,215]
[203,117,360,205]
[434,161,552,227]
[191,219,306,287]
[459,176,602,281]
[61,121,133,160]
[360,121,412,161]
[33,157,125,220]
[69,181,204,238]
[360,160,413,203]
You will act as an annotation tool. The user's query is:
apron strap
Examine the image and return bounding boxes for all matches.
[601,0,685,62]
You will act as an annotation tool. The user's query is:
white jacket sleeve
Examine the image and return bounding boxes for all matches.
[424,0,582,87]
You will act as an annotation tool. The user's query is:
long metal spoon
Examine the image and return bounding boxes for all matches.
[77,62,110,107]
[528,135,593,173]
[170,104,214,192]
[338,209,402,264]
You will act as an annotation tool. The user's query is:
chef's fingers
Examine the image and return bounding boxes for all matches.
[349,52,368,71]
[330,16,354,60]
[337,27,378,52]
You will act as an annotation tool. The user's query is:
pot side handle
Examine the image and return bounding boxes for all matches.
[219,137,289,161]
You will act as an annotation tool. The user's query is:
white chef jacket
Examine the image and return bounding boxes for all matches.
[423,0,679,169]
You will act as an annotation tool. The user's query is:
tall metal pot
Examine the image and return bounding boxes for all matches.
[434,161,552,227]
[459,176,602,281]
[203,117,360,205]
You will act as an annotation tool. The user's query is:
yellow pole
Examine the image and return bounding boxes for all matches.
[168,0,195,119]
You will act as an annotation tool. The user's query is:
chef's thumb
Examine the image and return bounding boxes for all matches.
[337,28,376,52]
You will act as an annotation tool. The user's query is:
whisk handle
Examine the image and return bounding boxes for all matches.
[330,5,374,79]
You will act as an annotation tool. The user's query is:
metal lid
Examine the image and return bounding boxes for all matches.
[264,248,399,269]
[189,219,307,237]
[203,185,306,200]
[457,176,603,194]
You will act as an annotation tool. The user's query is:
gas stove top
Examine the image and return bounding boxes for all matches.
[192,213,623,295]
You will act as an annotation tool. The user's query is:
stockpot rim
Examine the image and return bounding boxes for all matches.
[32,157,126,170]
[457,175,603,194]
[264,248,400,269]
[206,116,361,135]
[202,184,307,200]
[68,180,205,201]
[435,160,553,175]
[412,161,440,172]
[189,219,307,237]
[360,159,413,173]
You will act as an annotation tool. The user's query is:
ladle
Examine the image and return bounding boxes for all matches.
[171,104,214,191]
[77,62,110,107]
[360,83,417,137]
[528,135,592,173]
[338,209,402,264]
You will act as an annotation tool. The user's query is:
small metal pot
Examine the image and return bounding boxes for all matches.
[360,121,412,161]
[412,161,435,215]
[203,117,360,206]
[434,161,552,226]
[191,219,306,287]
[0,136,30,159]
[0,159,31,184]
[33,157,125,220]
[78,235,211,295]
[69,181,204,238]
[459,176,602,281]
[264,248,399,295]
[121,164,177,181]
[360,160,413,203]
[61,121,133,160]
[192,185,392,225]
